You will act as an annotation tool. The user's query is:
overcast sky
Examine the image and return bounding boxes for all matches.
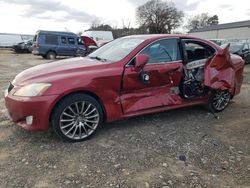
[0,0,250,35]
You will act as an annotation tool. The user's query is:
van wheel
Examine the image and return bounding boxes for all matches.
[207,90,231,112]
[51,93,103,142]
[47,51,56,59]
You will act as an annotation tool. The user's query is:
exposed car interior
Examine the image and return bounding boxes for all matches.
[180,40,216,99]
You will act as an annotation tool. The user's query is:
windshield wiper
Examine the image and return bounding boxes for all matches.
[90,56,107,62]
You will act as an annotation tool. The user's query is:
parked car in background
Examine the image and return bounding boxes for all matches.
[81,30,114,47]
[209,39,226,46]
[80,36,99,55]
[32,30,86,59]
[5,35,244,142]
[0,33,24,47]
[12,40,33,53]
[227,41,250,64]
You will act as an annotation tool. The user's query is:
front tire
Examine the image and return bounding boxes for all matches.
[207,90,231,112]
[51,93,103,142]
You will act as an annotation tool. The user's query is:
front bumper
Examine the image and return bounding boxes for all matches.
[4,91,59,131]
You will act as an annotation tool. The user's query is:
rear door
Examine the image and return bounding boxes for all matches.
[121,38,183,114]
[204,45,235,92]
[181,39,235,92]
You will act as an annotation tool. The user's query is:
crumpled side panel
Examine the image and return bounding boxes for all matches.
[205,46,235,92]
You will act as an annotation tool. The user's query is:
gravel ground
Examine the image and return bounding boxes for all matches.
[0,49,249,188]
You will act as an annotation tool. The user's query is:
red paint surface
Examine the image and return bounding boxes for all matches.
[121,61,183,113]
[80,36,97,47]
[205,46,244,94]
[4,35,245,131]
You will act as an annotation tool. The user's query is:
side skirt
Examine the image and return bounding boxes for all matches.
[121,97,208,119]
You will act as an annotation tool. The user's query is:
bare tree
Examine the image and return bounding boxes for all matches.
[136,0,184,34]
[122,18,131,29]
[76,31,83,36]
[90,19,101,29]
[186,13,219,31]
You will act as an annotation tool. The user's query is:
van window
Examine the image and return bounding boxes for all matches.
[45,35,58,45]
[61,36,67,44]
[68,37,75,45]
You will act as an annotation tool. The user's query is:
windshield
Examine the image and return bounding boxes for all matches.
[229,42,244,53]
[88,37,146,62]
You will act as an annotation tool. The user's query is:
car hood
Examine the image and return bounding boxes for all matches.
[13,57,107,85]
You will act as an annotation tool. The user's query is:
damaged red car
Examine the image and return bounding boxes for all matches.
[4,35,244,142]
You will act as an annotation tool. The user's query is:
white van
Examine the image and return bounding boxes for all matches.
[0,33,23,47]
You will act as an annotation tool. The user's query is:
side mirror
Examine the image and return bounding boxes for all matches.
[135,54,149,69]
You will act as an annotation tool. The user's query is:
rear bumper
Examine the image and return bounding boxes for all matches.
[4,92,59,131]
[32,50,40,55]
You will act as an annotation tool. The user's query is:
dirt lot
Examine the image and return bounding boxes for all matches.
[0,49,249,188]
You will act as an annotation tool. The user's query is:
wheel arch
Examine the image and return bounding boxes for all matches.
[49,90,107,126]
[46,50,57,56]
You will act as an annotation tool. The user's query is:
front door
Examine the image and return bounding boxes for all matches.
[121,38,183,114]
[58,36,70,56]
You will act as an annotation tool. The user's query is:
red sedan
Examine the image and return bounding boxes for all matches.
[4,35,244,142]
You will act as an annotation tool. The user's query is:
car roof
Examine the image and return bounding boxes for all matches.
[36,30,77,37]
[122,34,221,50]
[123,34,201,40]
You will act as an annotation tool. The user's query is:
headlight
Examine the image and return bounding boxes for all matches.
[14,83,51,97]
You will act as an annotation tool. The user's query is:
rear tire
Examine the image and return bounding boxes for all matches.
[207,90,231,112]
[51,93,103,142]
[46,51,56,59]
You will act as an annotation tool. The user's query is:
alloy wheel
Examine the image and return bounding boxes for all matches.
[212,90,231,111]
[59,101,100,140]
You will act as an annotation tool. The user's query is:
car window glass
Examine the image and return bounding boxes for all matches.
[243,43,249,51]
[68,37,75,45]
[88,37,145,62]
[184,41,215,62]
[33,35,37,42]
[45,35,58,45]
[77,38,84,45]
[140,39,181,64]
[61,36,67,44]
